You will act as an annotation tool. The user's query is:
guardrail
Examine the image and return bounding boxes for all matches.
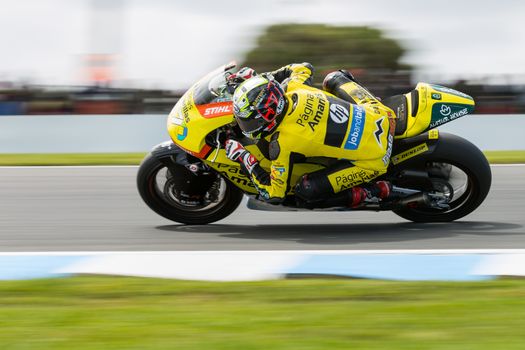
[0,114,523,153]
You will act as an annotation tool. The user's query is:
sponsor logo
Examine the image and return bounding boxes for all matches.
[429,117,448,128]
[271,165,286,176]
[373,118,385,147]
[335,170,367,186]
[329,103,349,124]
[396,103,405,119]
[176,126,188,141]
[252,89,266,106]
[270,176,285,186]
[276,97,286,115]
[344,106,366,150]
[450,107,469,120]
[324,96,350,148]
[381,117,395,166]
[440,105,451,116]
[391,143,429,165]
[350,88,372,103]
[181,96,194,123]
[307,97,325,131]
[420,85,428,109]
[431,93,442,100]
[332,169,380,190]
[214,163,256,189]
[203,104,232,116]
[382,134,394,166]
[429,106,469,129]
[353,89,366,101]
[296,93,315,128]
[198,102,233,118]
[187,164,199,173]
[296,93,326,132]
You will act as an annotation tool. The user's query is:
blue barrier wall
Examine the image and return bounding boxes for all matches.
[0,114,523,153]
[0,102,26,115]
[0,115,168,153]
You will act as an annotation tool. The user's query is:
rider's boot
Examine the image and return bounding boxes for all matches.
[350,181,392,207]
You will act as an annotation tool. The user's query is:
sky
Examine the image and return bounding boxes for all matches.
[0,0,524,89]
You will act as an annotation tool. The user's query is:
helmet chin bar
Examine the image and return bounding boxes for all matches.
[264,119,277,133]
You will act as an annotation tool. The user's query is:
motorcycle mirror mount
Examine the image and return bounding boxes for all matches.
[210,129,223,163]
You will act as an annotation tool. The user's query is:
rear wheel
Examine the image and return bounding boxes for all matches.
[392,134,491,222]
[137,153,244,225]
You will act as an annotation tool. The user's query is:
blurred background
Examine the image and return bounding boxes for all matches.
[1,4,525,347]
[1,0,524,116]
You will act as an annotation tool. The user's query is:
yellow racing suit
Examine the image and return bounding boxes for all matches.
[247,63,396,205]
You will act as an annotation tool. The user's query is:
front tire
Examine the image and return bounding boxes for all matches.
[137,153,244,225]
[392,134,491,222]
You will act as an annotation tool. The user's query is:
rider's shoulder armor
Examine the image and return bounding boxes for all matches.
[268,132,281,161]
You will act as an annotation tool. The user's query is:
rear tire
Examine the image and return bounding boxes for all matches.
[392,134,491,222]
[137,153,244,225]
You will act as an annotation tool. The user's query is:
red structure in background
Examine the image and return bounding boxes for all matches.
[84,54,115,87]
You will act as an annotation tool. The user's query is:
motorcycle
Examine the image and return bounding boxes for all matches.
[137,63,491,224]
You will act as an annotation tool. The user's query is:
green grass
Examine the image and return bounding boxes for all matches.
[0,153,147,166]
[1,276,525,349]
[483,150,525,164]
[0,150,524,166]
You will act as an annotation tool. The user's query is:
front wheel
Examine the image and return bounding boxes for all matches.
[391,134,492,222]
[137,153,244,225]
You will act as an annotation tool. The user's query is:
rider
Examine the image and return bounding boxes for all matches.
[224,63,395,208]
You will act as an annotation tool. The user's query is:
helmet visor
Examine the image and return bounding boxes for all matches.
[236,113,266,139]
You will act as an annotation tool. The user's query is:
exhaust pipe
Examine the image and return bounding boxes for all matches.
[395,193,431,209]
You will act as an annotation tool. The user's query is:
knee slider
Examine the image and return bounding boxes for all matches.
[294,174,318,202]
[295,173,333,202]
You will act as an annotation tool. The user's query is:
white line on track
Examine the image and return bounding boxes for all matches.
[3,249,525,256]
[0,164,524,169]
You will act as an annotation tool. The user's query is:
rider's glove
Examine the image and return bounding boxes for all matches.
[227,67,256,83]
[224,139,246,161]
[224,139,258,174]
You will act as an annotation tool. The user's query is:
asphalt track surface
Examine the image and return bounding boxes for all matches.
[0,165,523,252]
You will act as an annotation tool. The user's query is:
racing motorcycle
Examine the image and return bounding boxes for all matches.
[137,63,491,224]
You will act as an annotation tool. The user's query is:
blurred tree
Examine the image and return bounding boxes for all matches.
[240,24,409,81]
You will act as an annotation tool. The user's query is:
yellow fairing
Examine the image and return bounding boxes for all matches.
[203,145,267,194]
[397,83,475,139]
[167,91,234,157]
[204,152,258,194]
[203,144,323,195]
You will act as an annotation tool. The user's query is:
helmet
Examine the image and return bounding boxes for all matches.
[232,76,286,140]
